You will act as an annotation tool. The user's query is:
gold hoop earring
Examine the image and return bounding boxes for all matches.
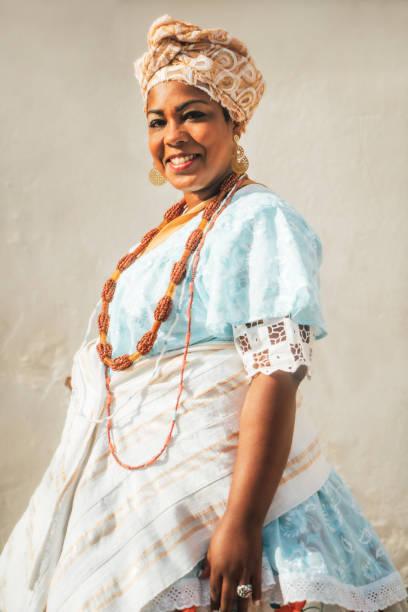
[231,134,249,174]
[149,166,167,186]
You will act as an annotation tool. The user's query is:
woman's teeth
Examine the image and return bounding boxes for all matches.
[168,154,197,166]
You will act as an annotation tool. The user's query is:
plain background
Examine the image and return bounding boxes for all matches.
[1,0,407,583]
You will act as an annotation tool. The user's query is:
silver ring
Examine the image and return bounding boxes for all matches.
[236,583,253,599]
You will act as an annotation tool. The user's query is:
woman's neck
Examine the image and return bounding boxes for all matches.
[182,169,232,210]
[182,171,255,211]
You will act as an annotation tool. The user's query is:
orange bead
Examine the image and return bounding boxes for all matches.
[102,278,116,302]
[96,342,112,360]
[117,252,138,272]
[164,198,186,222]
[137,331,157,355]
[98,312,110,334]
[110,355,133,371]
[186,228,203,251]
[170,261,186,284]
[140,227,160,246]
[154,296,172,321]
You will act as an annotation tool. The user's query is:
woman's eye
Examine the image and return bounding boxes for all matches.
[148,118,165,128]
[183,111,205,121]
[148,111,205,128]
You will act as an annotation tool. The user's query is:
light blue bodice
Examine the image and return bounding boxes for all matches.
[108,184,327,358]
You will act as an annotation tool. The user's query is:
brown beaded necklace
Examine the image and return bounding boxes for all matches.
[97,171,246,470]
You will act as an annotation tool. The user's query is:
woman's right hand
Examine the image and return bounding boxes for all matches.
[199,513,262,611]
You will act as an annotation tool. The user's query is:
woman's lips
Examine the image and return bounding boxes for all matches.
[167,153,200,172]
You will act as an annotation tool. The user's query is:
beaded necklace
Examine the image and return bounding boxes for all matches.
[97,172,246,470]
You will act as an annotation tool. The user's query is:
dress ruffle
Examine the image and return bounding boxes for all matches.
[144,470,407,612]
[232,316,315,383]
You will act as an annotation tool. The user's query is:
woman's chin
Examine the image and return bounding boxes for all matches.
[166,169,231,196]
[166,172,204,192]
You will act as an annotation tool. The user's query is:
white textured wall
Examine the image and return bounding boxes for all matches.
[1,0,407,583]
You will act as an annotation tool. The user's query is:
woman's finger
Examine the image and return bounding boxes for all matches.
[209,571,222,611]
[250,562,263,606]
[220,576,237,612]
[236,568,252,612]
[199,555,211,580]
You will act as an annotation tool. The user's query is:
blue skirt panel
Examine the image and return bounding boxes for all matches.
[263,468,396,586]
[150,469,406,611]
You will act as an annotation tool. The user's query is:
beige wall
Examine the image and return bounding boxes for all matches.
[1,0,407,583]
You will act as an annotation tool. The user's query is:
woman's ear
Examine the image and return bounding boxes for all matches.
[233,121,243,138]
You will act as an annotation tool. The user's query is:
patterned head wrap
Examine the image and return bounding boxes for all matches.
[134,15,265,132]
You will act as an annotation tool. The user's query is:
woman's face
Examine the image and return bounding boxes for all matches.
[147,81,237,204]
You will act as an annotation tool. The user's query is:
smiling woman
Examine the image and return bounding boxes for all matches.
[0,13,407,612]
[147,82,237,204]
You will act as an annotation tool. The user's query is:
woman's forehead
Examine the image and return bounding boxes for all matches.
[146,81,214,111]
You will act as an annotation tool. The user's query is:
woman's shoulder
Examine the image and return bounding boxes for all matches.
[229,181,283,213]
[222,182,309,225]
[216,182,322,256]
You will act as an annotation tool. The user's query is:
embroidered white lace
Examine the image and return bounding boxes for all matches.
[232,316,314,383]
[145,570,406,612]
[267,571,407,612]
[144,555,275,611]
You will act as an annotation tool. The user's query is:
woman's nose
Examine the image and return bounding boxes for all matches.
[163,120,189,145]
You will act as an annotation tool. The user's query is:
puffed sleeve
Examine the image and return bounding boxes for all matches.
[194,186,327,341]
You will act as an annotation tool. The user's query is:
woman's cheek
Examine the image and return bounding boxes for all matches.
[149,137,163,165]
[191,123,214,147]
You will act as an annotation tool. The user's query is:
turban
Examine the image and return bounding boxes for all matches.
[134,15,265,132]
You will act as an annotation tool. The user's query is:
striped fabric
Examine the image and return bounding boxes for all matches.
[0,339,330,611]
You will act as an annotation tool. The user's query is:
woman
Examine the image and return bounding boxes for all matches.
[0,15,406,612]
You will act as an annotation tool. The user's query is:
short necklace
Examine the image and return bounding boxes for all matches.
[97,171,246,470]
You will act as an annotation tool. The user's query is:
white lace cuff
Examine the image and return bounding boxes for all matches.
[232,317,314,382]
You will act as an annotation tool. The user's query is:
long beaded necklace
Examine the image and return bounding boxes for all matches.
[97,171,246,470]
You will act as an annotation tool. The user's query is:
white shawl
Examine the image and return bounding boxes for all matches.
[0,339,330,611]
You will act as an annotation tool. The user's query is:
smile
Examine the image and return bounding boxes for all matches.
[166,153,200,170]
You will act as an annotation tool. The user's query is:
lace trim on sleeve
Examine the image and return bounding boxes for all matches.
[232,317,315,382]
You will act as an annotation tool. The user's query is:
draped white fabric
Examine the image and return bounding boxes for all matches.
[0,339,329,611]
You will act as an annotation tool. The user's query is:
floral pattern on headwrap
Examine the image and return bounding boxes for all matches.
[134,15,265,132]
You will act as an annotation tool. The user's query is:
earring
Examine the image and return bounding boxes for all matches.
[149,166,167,186]
[231,134,249,174]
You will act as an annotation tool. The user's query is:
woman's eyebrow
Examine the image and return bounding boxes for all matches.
[147,108,163,116]
[147,99,210,116]
[175,99,210,112]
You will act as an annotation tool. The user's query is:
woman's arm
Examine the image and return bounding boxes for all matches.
[200,366,307,612]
